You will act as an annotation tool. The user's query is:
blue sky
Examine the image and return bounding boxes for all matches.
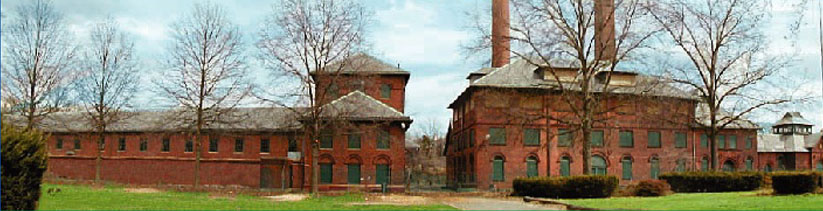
[2,0,821,135]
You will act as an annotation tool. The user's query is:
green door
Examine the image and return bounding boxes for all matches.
[347,164,360,184]
[622,158,632,180]
[650,158,660,179]
[492,158,504,181]
[526,158,538,177]
[560,157,570,176]
[320,164,333,184]
[376,164,390,185]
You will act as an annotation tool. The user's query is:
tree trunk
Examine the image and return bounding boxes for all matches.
[194,131,201,188]
[95,129,104,183]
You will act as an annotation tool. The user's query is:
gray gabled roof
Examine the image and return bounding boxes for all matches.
[319,90,411,122]
[775,112,814,126]
[694,103,761,129]
[315,53,410,76]
[467,58,692,99]
[805,132,823,148]
[758,133,811,152]
[9,107,303,133]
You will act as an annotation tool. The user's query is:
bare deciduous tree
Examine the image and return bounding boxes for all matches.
[1,0,76,129]
[257,0,370,194]
[74,18,139,184]
[648,0,809,170]
[157,2,251,188]
[466,0,658,174]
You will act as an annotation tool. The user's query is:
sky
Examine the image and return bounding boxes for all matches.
[1,0,821,135]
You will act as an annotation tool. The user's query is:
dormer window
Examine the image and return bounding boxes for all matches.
[540,67,578,82]
[596,71,637,87]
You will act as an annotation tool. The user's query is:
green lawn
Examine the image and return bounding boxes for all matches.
[560,191,823,210]
[38,184,456,210]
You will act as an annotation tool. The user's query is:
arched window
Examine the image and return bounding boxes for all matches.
[723,160,736,172]
[492,156,505,181]
[745,157,754,171]
[701,157,709,172]
[592,155,607,175]
[764,164,772,172]
[621,157,633,180]
[650,157,660,179]
[560,156,571,176]
[526,156,538,177]
[675,159,686,172]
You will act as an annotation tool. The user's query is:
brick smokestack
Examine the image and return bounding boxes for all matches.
[594,0,616,62]
[491,0,510,67]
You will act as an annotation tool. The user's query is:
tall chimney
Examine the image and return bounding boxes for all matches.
[491,0,510,67]
[594,0,616,62]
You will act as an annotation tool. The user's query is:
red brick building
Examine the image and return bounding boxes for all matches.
[443,58,762,190]
[757,112,823,172]
[443,0,761,190]
[33,54,413,191]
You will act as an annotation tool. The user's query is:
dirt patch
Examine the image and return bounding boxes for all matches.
[350,194,435,206]
[265,194,309,202]
[123,188,162,193]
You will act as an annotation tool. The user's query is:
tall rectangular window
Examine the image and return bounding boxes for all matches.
[118,138,126,151]
[590,130,604,147]
[489,127,506,145]
[728,135,737,149]
[348,133,361,149]
[647,131,661,148]
[380,84,391,99]
[56,139,63,149]
[162,138,170,152]
[74,139,81,150]
[288,134,298,152]
[209,138,219,152]
[469,129,475,147]
[377,129,390,149]
[524,128,540,146]
[619,131,634,147]
[234,138,244,152]
[320,130,333,149]
[185,140,193,152]
[557,129,572,147]
[347,164,361,184]
[700,134,708,148]
[675,132,687,148]
[717,135,725,149]
[745,137,752,149]
[320,163,333,184]
[260,139,270,153]
[139,139,147,152]
[376,164,390,184]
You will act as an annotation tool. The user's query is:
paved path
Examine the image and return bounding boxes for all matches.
[440,197,564,210]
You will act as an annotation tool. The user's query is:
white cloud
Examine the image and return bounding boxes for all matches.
[372,1,470,65]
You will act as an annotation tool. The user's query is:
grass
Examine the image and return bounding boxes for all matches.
[38,183,456,210]
[559,191,823,210]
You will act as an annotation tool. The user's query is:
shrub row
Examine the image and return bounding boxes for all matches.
[659,171,763,193]
[625,180,672,197]
[770,171,822,194]
[513,175,619,198]
[1,124,49,210]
